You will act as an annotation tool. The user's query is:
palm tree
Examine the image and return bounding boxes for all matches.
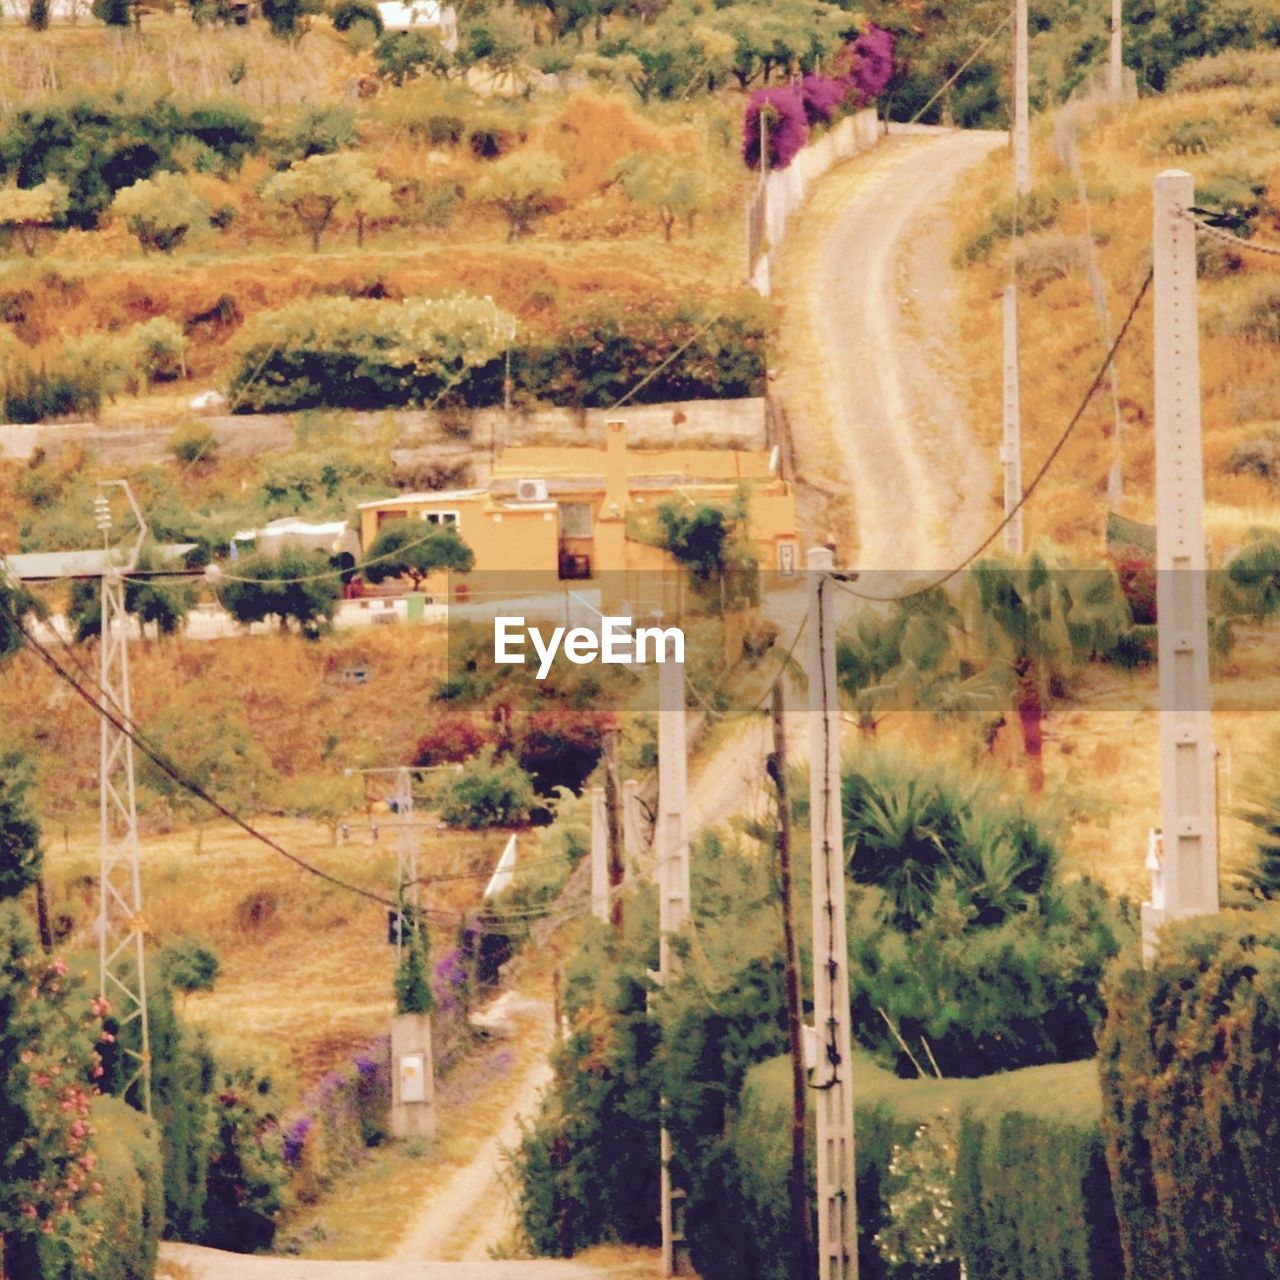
[962,551,1128,792]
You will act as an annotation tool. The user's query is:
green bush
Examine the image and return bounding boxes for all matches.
[1099,914,1280,1280]
[436,748,536,828]
[227,293,769,413]
[960,189,1060,265]
[2,366,102,423]
[719,1053,1121,1280]
[170,422,219,466]
[47,1097,165,1280]
[331,0,382,33]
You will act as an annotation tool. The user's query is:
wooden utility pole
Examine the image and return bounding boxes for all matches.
[604,730,624,935]
[1142,170,1219,962]
[657,644,691,1276]
[1013,0,1031,195]
[1002,284,1024,556]
[773,682,813,1280]
[1109,0,1124,100]
[806,547,857,1280]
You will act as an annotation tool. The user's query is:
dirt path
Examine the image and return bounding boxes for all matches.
[775,126,1006,579]
[393,994,552,1264]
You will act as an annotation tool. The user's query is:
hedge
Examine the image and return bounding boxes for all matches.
[226,294,770,413]
[716,1053,1122,1280]
[39,1096,165,1280]
[1099,915,1280,1280]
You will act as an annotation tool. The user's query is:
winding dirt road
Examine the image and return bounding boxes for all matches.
[775,126,1006,577]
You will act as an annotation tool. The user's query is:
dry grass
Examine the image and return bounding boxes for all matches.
[949,80,1280,560]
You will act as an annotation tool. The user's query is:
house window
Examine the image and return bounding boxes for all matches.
[559,503,593,539]
[422,511,459,527]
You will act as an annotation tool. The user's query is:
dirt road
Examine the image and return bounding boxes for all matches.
[775,126,1006,578]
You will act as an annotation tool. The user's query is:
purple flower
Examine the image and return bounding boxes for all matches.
[282,1115,312,1166]
[851,26,895,102]
[743,87,809,172]
[800,75,849,126]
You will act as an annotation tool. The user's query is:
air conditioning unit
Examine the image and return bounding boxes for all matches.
[515,478,549,502]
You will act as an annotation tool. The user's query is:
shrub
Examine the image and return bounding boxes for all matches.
[160,937,221,1001]
[413,715,489,767]
[1010,232,1088,295]
[799,74,849,126]
[277,105,359,163]
[170,422,219,466]
[1168,47,1280,92]
[961,189,1060,264]
[742,87,808,171]
[218,548,342,638]
[71,1097,164,1280]
[512,709,612,795]
[436,747,535,828]
[2,365,102,424]
[331,0,381,33]
[1099,916,1280,1280]
[227,294,514,412]
[395,925,434,1015]
[1150,116,1229,155]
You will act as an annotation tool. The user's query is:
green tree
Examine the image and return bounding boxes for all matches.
[26,0,50,29]
[279,772,361,844]
[218,548,342,637]
[473,150,565,241]
[656,496,757,611]
[262,152,377,252]
[111,172,209,255]
[262,0,305,39]
[0,178,69,257]
[68,548,197,642]
[962,553,1128,791]
[349,174,395,248]
[436,747,535,828]
[362,520,474,590]
[613,152,707,241]
[137,690,277,849]
[93,0,132,26]
[394,922,434,1015]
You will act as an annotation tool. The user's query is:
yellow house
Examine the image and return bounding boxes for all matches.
[356,420,800,607]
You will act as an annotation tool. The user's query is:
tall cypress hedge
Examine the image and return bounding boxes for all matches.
[719,1054,1123,1280]
[1098,915,1280,1280]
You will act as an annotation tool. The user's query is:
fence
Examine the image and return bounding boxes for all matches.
[747,107,883,296]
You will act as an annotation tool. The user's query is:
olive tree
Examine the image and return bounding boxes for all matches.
[262,152,391,252]
[0,179,69,257]
[473,150,565,240]
[112,172,209,255]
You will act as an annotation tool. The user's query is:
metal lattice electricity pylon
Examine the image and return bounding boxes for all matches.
[96,481,151,1115]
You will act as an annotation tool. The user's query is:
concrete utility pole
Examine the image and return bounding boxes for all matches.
[1013,0,1031,195]
[622,777,643,880]
[1002,285,1024,556]
[1142,170,1220,962]
[96,482,151,1116]
[590,785,609,924]
[657,645,691,1277]
[1109,0,1124,100]
[806,548,857,1280]
[393,766,419,962]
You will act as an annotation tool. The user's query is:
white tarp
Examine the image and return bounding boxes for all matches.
[483,832,518,900]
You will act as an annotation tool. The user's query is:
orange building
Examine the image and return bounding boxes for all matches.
[356,420,800,608]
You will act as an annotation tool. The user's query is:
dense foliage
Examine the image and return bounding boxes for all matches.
[0,96,260,228]
[1100,915,1280,1280]
[227,293,768,413]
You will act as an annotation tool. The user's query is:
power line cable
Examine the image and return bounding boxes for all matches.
[907,10,1015,127]
[831,263,1154,606]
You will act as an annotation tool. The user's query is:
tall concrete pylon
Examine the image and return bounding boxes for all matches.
[1109,0,1124,100]
[807,548,857,1280]
[1142,170,1220,962]
[1013,0,1031,195]
[657,644,691,1275]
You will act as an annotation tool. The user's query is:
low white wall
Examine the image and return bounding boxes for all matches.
[751,107,882,296]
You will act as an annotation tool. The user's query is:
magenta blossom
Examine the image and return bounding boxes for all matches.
[743,86,809,172]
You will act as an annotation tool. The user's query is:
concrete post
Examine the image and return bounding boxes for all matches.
[657,646,691,1276]
[1109,0,1123,100]
[1002,285,1024,557]
[1014,0,1031,196]
[1143,170,1219,962]
[623,778,643,881]
[590,785,609,924]
[390,1013,436,1140]
[806,548,858,1280]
